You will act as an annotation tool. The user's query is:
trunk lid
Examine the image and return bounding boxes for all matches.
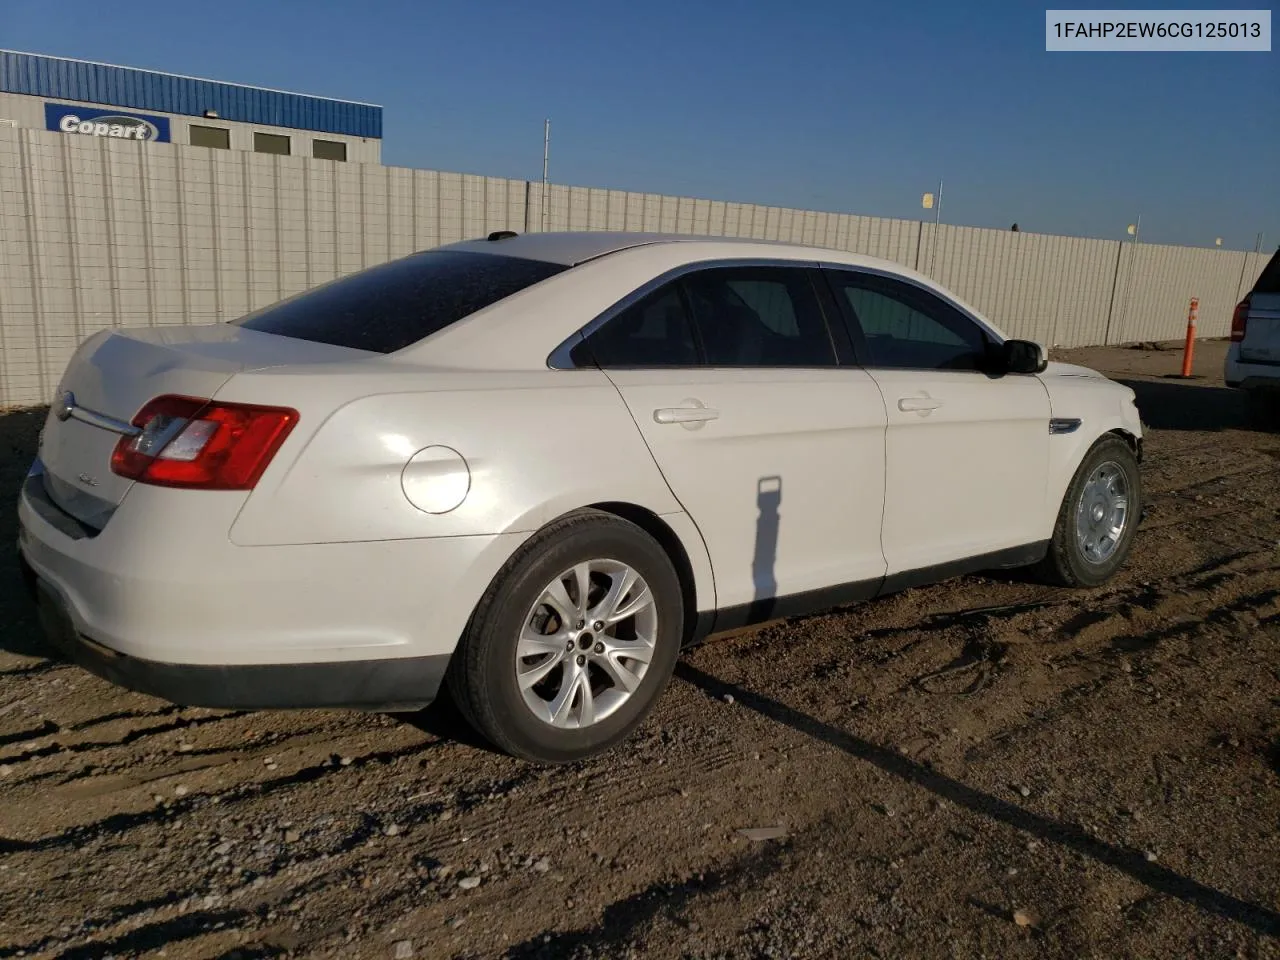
[38,324,373,528]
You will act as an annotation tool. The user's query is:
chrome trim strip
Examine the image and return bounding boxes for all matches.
[546,257,822,370]
[67,404,141,437]
[1049,418,1082,434]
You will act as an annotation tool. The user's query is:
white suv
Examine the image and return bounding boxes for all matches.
[1226,248,1280,425]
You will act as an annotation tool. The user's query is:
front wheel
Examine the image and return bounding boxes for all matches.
[447,511,683,763]
[1034,435,1142,588]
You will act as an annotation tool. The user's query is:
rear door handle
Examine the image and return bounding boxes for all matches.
[653,406,720,425]
[897,397,944,413]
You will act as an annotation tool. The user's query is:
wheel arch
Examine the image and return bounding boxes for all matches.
[586,501,712,646]
[1107,427,1143,462]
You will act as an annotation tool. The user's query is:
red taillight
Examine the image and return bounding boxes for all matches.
[111,395,298,490]
[1230,296,1250,342]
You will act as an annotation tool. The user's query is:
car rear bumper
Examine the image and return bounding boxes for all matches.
[1224,345,1280,390]
[17,459,529,708]
[22,559,449,711]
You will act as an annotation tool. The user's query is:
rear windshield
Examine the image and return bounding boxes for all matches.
[1253,248,1280,295]
[230,250,568,353]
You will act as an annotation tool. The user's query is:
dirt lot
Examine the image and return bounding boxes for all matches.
[1,339,1277,959]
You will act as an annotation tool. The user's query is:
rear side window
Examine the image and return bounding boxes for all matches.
[579,283,700,367]
[682,267,836,366]
[232,251,567,353]
[1253,249,1280,294]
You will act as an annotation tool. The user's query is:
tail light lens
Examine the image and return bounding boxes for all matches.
[1230,297,1250,342]
[111,395,298,490]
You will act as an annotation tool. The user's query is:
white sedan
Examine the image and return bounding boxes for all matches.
[17,232,1144,762]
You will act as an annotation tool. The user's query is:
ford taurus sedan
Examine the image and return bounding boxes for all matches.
[17,232,1144,762]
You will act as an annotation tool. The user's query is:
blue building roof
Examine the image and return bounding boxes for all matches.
[0,50,382,139]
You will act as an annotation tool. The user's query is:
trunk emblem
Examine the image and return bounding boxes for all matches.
[55,391,76,421]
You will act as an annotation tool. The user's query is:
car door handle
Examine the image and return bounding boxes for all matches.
[653,406,720,425]
[897,397,944,413]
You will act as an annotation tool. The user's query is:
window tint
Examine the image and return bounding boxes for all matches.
[313,138,347,162]
[833,273,990,371]
[581,283,699,367]
[231,251,567,354]
[683,267,835,366]
[190,125,230,149]
[254,132,290,155]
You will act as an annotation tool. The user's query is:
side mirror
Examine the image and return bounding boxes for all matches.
[1001,339,1047,375]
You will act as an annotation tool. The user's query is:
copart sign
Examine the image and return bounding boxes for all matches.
[45,103,171,142]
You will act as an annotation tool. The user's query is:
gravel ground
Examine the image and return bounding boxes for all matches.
[1,339,1277,959]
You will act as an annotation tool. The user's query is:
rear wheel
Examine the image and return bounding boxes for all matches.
[447,511,683,763]
[1034,435,1142,588]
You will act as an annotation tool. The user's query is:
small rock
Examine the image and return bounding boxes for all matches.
[263,757,275,766]
[1017,785,1031,798]
[532,858,551,874]
[458,875,481,890]
[1013,908,1038,928]
[438,810,453,821]
[1121,661,1133,673]
[177,742,193,753]
[429,865,452,881]
[723,693,735,705]
[340,756,354,767]
[1144,850,1158,862]
[283,829,300,843]
[565,898,575,909]
[153,794,166,804]
[383,823,401,837]
[0,765,10,777]
[736,825,788,842]
[213,841,234,856]
[445,916,465,929]
[392,940,413,959]
[750,752,761,761]
[1007,867,1018,876]
[173,784,189,797]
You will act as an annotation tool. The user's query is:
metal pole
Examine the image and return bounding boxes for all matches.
[929,178,943,276]
[541,119,550,233]
[1115,214,1140,344]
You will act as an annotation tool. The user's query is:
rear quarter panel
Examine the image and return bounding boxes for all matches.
[222,367,715,609]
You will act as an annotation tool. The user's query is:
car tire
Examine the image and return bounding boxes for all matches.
[1033,435,1142,588]
[447,510,684,763]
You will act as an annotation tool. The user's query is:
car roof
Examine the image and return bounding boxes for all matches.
[439,231,903,271]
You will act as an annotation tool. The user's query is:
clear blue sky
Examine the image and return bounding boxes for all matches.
[4,0,1277,249]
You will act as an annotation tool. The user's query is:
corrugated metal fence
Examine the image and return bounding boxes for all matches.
[0,127,1268,407]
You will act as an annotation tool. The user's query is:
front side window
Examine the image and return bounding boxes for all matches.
[683,267,836,367]
[232,251,567,353]
[831,272,991,371]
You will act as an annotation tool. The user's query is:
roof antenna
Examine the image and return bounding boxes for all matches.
[487,230,518,241]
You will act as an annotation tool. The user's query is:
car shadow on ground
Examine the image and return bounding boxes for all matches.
[673,661,1280,938]
[1117,377,1274,433]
